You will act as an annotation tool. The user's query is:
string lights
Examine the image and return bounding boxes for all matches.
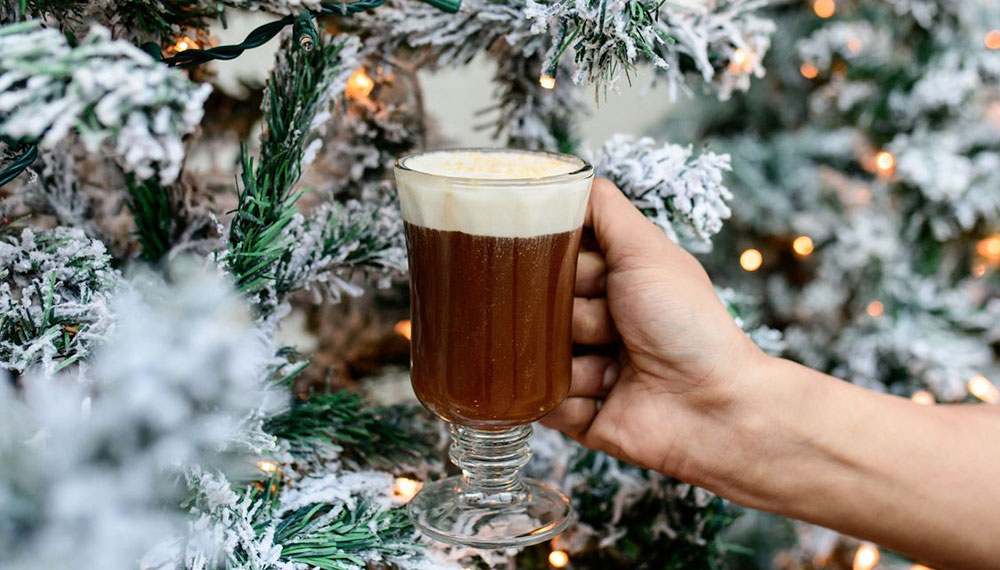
[728,48,756,74]
[968,375,1000,404]
[392,477,423,502]
[792,235,815,257]
[874,151,896,176]
[853,543,880,570]
[539,75,557,90]
[846,36,862,54]
[740,248,763,272]
[172,35,199,53]
[394,319,412,341]
[800,61,819,79]
[972,262,988,277]
[813,0,835,19]
[548,550,570,568]
[257,460,279,474]
[345,67,375,101]
[986,29,1000,50]
[910,390,935,405]
[865,300,884,318]
[975,234,1000,262]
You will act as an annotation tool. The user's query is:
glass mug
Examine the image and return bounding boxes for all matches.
[394,148,594,548]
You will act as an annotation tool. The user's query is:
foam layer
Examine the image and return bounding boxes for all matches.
[403,150,582,179]
[394,150,593,238]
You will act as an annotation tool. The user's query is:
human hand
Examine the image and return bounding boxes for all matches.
[542,178,766,482]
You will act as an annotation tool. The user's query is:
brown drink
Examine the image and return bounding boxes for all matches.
[405,223,582,427]
[395,149,593,429]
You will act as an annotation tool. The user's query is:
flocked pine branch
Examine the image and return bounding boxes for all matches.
[0,227,123,374]
[275,198,406,303]
[0,264,280,570]
[264,390,429,467]
[525,0,672,88]
[589,134,733,247]
[0,21,211,184]
[223,28,360,308]
[491,53,583,152]
[149,468,434,570]
[9,0,223,43]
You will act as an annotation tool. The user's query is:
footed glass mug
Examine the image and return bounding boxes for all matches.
[393,148,594,548]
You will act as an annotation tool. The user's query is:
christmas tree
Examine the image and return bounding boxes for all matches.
[0,1,780,569]
[663,0,999,567]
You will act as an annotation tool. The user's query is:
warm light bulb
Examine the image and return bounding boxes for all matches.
[853,544,880,570]
[986,30,1000,50]
[792,235,815,257]
[976,234,1000,261]
[874,151,896,175]
[972,263,988,278]
[800,61,819,79]
[393,477,423,502]
[548,550,570,568]
[728,48,756,74]
[345,67,375,101]
[968,375,1000,404]
[394,319,412,341]
[257,460,279,474]
[910,390,935,406]
[866,300,884,318]
[740,249,763,272]
[813,0,836,18]
[846,36,862,54]
[539,75,557,90]
[171,35,199,53]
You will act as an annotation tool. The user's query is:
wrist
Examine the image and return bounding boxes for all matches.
[680,352,803,504]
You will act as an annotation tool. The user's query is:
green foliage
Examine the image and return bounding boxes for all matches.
[566,450,737,570]
[126,177,175,263]
[264,391,430,467]
[16,0,221,43]
[0,229,121,373]
[274,503,418,569]
[225,28,347,302]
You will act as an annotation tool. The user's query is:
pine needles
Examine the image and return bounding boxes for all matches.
[264,391,430,466]
[126,177,175,263]
[274,503,418,569]
[225,27,349,304]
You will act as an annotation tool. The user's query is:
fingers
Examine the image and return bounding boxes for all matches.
[576,251,607,297]
[569,354,619,397]
[584,178,666,263]
[540,396,598,440]
[573,297,617,344]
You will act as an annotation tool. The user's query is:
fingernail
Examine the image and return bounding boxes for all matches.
[602,363,619,390]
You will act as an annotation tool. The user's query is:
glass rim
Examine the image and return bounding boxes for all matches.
[394,147,594,186]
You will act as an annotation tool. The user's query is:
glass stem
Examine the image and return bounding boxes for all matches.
[449,424,532,506]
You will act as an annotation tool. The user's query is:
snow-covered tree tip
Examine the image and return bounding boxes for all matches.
[590,134,733,247]
[0,21,211,184]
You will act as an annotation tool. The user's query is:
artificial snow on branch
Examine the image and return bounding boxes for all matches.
[589,134,733,247]
[0,264,280,570]
[276,198,407,304]
[0,21,211,184]
[0,227,123,375]
[223,30,360,309]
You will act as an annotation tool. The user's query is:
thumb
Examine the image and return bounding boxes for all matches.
[585,178,678,267]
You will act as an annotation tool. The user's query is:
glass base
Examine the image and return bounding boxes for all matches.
[408,476,573,548]
[407,423,574,548]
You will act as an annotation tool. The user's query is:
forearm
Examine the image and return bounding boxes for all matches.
[695,355,1000,570]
